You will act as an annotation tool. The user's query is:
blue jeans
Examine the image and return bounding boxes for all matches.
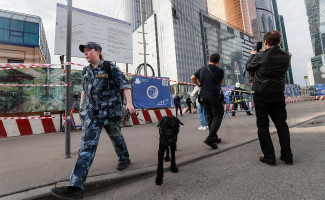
[196,101,208,126]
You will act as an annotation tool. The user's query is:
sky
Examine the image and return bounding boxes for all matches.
[0,0,313,86]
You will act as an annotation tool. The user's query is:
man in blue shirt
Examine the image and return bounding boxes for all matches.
[191,54,224,149]
[51,42,135,199]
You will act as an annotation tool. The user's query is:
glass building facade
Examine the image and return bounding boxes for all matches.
[270,1,294,84]
[255,0,276,40]
[305,0,325,84]
[117,0,254,89]
[201,12,254,86]
[0,9,51,63]
[279,15,294,84]
[206,0,260,41]
[115,0,153,31]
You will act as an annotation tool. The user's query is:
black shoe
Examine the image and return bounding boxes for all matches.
[116,158,131,170]
[259,156,276,166]
[214,137,222,144]
[232,112,235,116]
[204,139,218,149]
[280,156,293,165]
[50,186,83,199]
[247,112,252,116]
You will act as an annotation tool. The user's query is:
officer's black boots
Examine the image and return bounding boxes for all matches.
[51,186,83,199]
[116,158,131,170]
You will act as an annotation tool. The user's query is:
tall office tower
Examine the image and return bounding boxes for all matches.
[153,0,207,87]
[118,0,254,90]
[305,0,325,84]
[279,15,294,84]
[200,12,254,86]
[206,0,260,41]
[255,0,276,40]
[115,0,153,31]
[271,0,294,84]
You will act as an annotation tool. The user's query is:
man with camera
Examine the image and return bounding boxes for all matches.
[246,31,293,166]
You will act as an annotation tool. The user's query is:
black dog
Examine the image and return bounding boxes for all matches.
[155,116,183,185]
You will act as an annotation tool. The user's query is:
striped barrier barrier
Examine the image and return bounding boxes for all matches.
[0,109,176,138]
[0,115,58,137]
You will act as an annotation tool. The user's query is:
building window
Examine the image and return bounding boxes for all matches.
[268,16,274,31]
[262,14,267,32]
[0,17,39,46]
[10,19,24,32]
[8,59,24,63]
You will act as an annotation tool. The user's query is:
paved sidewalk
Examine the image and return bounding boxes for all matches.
[0,101,324,199]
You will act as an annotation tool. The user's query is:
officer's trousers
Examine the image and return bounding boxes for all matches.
[254,97,293,161]
[232,101,249,112]
[69,117,129,189]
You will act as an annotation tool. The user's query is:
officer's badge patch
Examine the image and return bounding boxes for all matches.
[96,74,109,78]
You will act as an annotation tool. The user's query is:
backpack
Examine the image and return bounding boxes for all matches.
[82,61,125,105]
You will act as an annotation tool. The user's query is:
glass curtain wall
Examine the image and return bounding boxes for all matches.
[201,13,244,86]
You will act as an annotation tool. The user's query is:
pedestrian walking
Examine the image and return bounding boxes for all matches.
[191,53,224,149]
[246,31,293,166]
[174,93,184,117]
[191,85,208,131]
[185,96,192,113]
[51,42,135,199]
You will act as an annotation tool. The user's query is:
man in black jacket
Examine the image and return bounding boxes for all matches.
[191,54,224,149]
[246,31,293,166]
[174,93,184,117]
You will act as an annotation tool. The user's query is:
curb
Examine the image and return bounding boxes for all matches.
[3,114,325,200]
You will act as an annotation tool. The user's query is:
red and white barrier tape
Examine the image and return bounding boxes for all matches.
[0,62,253,92]
[0,116,73,120]
[0,116,60,120]
[0,84,71,87]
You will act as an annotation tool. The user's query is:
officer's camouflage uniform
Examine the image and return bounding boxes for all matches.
[69,60,131,189]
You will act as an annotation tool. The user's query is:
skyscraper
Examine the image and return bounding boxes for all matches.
[279,15,294,84]
[206,0,260,41]
[117,0,254,89]
[115,0,153,31]
[271,0,294,84]
[305,0,325,84]
[255,0,276,40]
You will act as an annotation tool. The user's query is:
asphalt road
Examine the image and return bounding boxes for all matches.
[85,116,325,200]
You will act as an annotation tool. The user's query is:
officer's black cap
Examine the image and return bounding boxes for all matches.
[79,42,102,53]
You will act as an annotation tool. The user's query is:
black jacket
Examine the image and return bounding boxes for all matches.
[246,46,291,94]
[174,95,183,106]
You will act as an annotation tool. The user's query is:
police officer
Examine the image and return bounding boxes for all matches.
[51,42,135,199]
[230,82,252,116]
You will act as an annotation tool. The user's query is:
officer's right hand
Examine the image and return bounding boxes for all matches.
[126,104,135,115]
